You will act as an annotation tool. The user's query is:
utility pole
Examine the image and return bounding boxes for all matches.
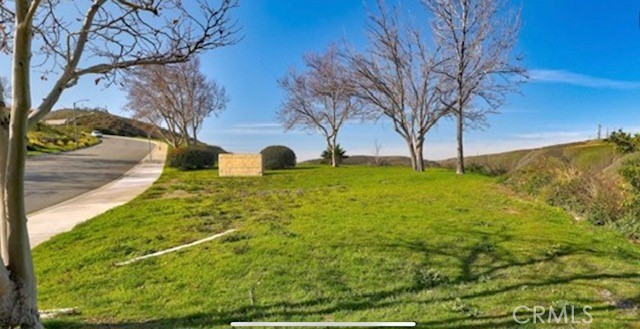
[597,124,602,140]
[73,99,89,145]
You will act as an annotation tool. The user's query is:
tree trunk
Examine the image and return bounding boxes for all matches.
[455,111,465,175]
[0,4,44,327]
[330,135,338,168]
[415,138,424,172]
[406,138,418,172]
[192,125,198,144]
[0,125,8,264]
[406,135,425,172]
[179,116,190,147]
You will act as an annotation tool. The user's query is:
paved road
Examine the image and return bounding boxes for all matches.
[26,136,151,214]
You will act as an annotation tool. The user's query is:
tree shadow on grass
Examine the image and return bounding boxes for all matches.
[43,237,640,329]
[44,279,639,329]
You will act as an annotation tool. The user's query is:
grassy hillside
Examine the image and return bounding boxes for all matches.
[35,166,640,328]
[46,109,165,139]
[438,140,618,175]
[303,140,616,171]
[28,123,99,155]
[438,140,640,240]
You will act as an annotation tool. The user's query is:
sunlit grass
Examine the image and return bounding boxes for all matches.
[34,166,640,328]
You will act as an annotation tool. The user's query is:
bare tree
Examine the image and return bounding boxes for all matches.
[348,1,448,172]
[0,1,239,327]
[373,139,383,166]
[188,61,229,143]
[128,89,185,147]
[124,57,229,147]
[278,45,362,167]
[425,0,527,174]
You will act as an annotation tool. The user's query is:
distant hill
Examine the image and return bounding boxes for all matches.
[303,155,441,168]
[46,108,166,139]
[302,140,624,175]
[438,139,622,176]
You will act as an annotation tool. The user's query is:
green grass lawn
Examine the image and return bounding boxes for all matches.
[34,166,640,328]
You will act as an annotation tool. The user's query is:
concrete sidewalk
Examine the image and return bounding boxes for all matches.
[28,138,167,248]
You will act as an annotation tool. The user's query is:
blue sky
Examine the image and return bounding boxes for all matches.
[6,0,640,160]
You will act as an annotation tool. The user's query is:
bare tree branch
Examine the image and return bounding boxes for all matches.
[347,0,449,172]
[124,57,228,147]
[25,0,240,127]
[425,0,527,174]
[278,45,364,167]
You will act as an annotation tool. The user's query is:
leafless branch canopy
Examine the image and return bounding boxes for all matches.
[279,46,362,135]
[347,0,448,171]
[124,57,228,147]
[278,45,364,167]
[425,0,527,174]
[0,0,239,126]
[426,0,527,127]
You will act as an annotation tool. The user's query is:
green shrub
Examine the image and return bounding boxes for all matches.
[584,177,625,226]
[204,145,227,163]
[614,216,640,241]
[504,156,561,195]
[545,170,590,214]
[598,159,640,237]
[169,145,220,171]
[620,158,640,193]
[466,162,508,177]
[502,152,640,238]
[321,144,348,165]
[607,129,640,154]
[620,158,640,215]
[505,157,626,228]
[261,145,296,170]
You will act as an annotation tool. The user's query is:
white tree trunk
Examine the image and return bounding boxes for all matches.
[405,134,426,172]
[455,111,465,175]
[0,133,13,326]
[406,138,419,172]
[414,138,424,172]
[330,135,338,168]
[0,126,8,264]
[0,2,44,327]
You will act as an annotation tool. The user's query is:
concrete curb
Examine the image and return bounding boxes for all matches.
[28,136,168,248]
